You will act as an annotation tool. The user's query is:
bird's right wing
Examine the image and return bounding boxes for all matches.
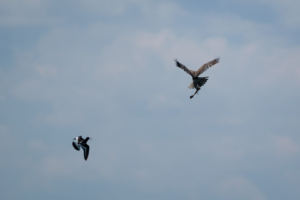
[81,144,90,161]
[72,142,80,151]
[193,58,220,77]
[174,59,194,77]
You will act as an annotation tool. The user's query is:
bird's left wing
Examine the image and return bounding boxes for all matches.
[174,59,194,77]
[72,142,80,151]
[193,58,219,77]
[80,144,90,160]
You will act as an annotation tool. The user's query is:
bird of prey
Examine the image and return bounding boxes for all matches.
[174,58,220,99]
[72,136,90,160]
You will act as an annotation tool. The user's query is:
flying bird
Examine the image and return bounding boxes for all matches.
[174,58,220,99]
[72,136,90,160]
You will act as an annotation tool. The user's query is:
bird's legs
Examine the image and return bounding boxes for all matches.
[190,89,199,99]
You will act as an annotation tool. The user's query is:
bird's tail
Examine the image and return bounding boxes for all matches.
[188,82,194,89]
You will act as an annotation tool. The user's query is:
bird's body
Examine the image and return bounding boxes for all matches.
[72,136,90,160]
[174,58,219,99]
[189,77,209,90]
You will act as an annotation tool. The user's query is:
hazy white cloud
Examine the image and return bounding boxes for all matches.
[194,136,244,160]
[0,125,11,149]
[77,0,131,15]
[283,170,300,185]
[219,176,267,200]
[1,0,300,199]
[147,94,182,111]
[0,0,53,26]
[7,16,300,129]
[26,139,48,151]
[262,0,300,27]
[226,0,300,27]
[0,0,185,27]
[273,136,299,156]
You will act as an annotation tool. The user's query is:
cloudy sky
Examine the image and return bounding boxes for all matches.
[1,0,300,199]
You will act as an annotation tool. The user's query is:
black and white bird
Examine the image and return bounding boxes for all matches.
[72,136,90,160]
[174,58,220,99]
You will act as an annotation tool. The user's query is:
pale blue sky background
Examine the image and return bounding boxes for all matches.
[1,0,300,200]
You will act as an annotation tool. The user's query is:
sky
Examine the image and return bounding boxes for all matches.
[0,0,300,199]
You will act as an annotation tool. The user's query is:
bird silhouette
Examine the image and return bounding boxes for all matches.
[174,58,220,99]
[72,136,90,160]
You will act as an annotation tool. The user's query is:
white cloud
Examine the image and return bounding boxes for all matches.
[8,16,300,128]
[26,139,47,151]
[1,1,300,199]
[0,0,185,27]
[193,136,244,160]
[219,176,267,200]
[147,94,182,111]
[36,64,57,76]
[225,0,300,27]
[0,125,11,149]
[273,136,299,156]
[262,0,300,27]
[0,0,52,26]
[283,170,300,185]
[77,0,130,15]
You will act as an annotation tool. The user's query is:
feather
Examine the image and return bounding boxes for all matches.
[175,59,194,77]
[72,142,80,151]
[194,77,208,89]
[80,144,90,160]
[175,58,219,78]
[188,82,194,89]
[192,58,219,77]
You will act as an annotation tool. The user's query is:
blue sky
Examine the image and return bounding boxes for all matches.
[1,0,300,200]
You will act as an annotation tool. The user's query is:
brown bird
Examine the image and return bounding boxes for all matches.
[174,58,220,99]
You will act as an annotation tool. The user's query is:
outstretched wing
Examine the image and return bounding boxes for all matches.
[193,58,219,77]
[80,144,90,160]
[72,142,80,151]
[174,59,194,77]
